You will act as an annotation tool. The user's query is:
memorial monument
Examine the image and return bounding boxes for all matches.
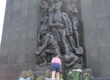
[0,0,110,80]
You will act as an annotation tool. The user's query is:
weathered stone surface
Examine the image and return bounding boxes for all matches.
[81,0,110,78]
[20,8,28,18]
[5,0,13,13]
[8,41,18,55]
[100,58,110,77]
[99,47,110,58]
[13,0,21,11]
[25,54,36,63]
[0,56,7,65]
[92,0,106,14]
[0,65,7,79]
[29,0,39,8]
[7,54,17,64]
[95,18,110,29]
[16,54,25,63]
[27,38,37,54]
[0,0,39,79]
[21,0,29,9]
[97,29,110,47]
[17,39,27,54]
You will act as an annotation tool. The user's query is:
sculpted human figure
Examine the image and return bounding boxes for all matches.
[49,2,76,53]
[66,1,80,48]
[61,11,76,50]
[63,52,79,67]
[35,26,62,66]
[41,0,48,17]
[49,2,69,53]
[48,0,55,14]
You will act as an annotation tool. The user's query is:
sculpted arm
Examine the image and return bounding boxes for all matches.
[67,4,78,14]
[49,14,57,27]
[38,34,49,54]
[71,4,78,14]
[49,13,62,27]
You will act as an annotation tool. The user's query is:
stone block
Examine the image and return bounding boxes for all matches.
[86,58,101,77]
[100,58,110,77]
[21,0,29,9]
[28,15,38,29]
[81,0,92,7]
[7,55,17,64]
[29,7,38,15]
[4,11,11,21]
[93,78,105,80]
[105,0,110,12]
[0,42,9,50]
[82,7,94,21]
[9,30,18,41]
[20,8,28,18]
[5,64,19,79]
[85,30,98,49]
[27,38,37,54]
[0,56,7,65]
[99,47,110,58]
[92,0,106,14]
[5,0,13,12]
[94,11,108,20]
[19,17,29,30]
[0,79,17,80]
[95,17,110,29]
[3,18,12,31]
[11,11,20,31]
[25,54,36,63]
[18,39,27,54]
[17,29,27,40]
[13,0,21,11]
[16,54,25,63]
[12,11,20,19]
[0,65,7,79]
[97,29,110,47]
[0,49,9,56]
[27,28,37,39]
[8,41,18,55]
[83,19,96,31]
[1,28,10,43]
[29,0,39,8]
[86,46,99,59]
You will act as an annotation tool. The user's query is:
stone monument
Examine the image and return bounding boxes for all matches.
[1,0,110,80]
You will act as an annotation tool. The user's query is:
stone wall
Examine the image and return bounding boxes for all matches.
[1,0,110,79]
[81,0,110,78]
[0,0,40,80]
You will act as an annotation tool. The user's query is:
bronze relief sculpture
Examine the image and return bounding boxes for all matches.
[35,0,83,68]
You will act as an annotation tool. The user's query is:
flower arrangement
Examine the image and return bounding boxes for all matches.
[45,69,51,78]
[68,69,82,80]
[36,76,45,80]
[28,70,34,80]
[82,73,93,80]
[60,74,63,80]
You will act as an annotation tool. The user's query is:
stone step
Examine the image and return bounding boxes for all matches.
[92,78,110,80]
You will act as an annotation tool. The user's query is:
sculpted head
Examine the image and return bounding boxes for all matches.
[40,25,48,35]
[55,2,62,10]
[41,0,48,12]
[64,53,73,63]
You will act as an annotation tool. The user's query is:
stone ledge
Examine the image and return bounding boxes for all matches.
[93,78,110,80]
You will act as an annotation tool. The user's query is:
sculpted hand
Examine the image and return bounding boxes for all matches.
[35,51,40,56]
[58,23,64,28]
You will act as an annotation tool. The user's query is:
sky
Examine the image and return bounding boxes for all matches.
[0,0,6,43]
